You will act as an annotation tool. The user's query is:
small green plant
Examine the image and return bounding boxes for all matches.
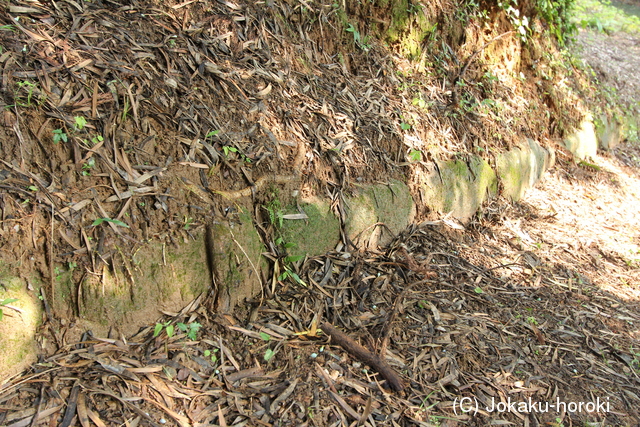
[52,129,68,144]
[154,321,175,338]
[177,321,201,340]
[264,348,275,362]
[266,199,285,228]
[154,321,201,340]
[345,23,371,50]
[527,316,539,325]
[278,255,306,286]
[83,134,103,147]
[204,348,219,364]
[473,286,484,293]
[259,332,272,341]
[92,217,130,228]
[14,80,44,107]
[222,145,251,163]
[412,96,428,109]
[183,216,194,230]
[0,298,18,321]
[537,0,577,45]
[82,157,95,176]
[400,122,412,130]
[205,130,220,139]
[74,116,87,131]
[408,149,422,162]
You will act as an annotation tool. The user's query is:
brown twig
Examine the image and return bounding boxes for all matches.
[320,322,405,392]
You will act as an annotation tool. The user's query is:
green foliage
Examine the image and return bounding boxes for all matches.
[346,23,371,51]
[82,158,95,176]
[74,116,87,131]
[263,348,275,362]
[0,298,18,321]
[259,332,271,341]
[205,129,220,139]
[572,0,640,34]
[183,216,194,230]
[154,321,174,338]
[91,217,130,228]
[155,321,201,340]
[83,134,103,147]
[535,0,577,45]
[498,0,531,42]
[408,149,422,162]
[14,80,45,108]
[222,145,251,163]
[204,348,219,364]
[177,321,201,340]
[266,199,285,229]
[52,129,68,144]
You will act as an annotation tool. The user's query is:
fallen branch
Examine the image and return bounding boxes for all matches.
[320,322,405,392]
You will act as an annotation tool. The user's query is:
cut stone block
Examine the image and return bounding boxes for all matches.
[280,196,341,259]
[80,232,210,332]
[596,113,623,150]
[208,210,266,312]
[564,114,598,159]
[345,179,415,249]
[419,156,497,221]
[496,139,555,201]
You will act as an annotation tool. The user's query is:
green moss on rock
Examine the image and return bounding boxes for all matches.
[419,156,497,221]
[345,179,415,248]
[496,139,554,201]
[281,197,341,258]
[210,209,266,311]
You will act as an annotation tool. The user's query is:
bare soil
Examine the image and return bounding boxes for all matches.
[0,0,639,426]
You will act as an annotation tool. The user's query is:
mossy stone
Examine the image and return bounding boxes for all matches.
[496,139,554,201]
[209,209,266,311]
[281,197,341,258]
[0,272,42,381]
[345,179,415,249]
[80,232,210,331]
[419,156,497,221]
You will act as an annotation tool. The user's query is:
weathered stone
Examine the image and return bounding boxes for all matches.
[345,179,415,249]
[281,196,341,258]
[564,114,598,159]
[418,156,497,221]
[0,272,41,380]
[208,210,265,311]
[596,113,623,150]
[496,139,554,201]
[80,232,210,332]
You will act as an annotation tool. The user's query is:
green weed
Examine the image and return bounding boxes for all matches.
[14,80,45,108]
[91,217,130,228]
[345,23,371,51]
[82,158,95,176]
[0,298,18,321]
[52,129,68,144]
[204,348,219,364]
[154,320,201,340]
[176,321,201,340]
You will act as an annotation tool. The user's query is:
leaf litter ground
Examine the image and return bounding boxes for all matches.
[0,0,639,426]
[2,150,639,426]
